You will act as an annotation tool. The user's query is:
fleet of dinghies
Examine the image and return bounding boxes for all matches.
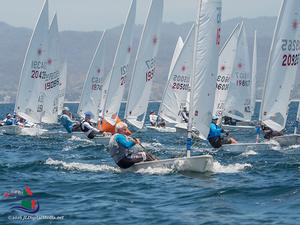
[2,0,300,172]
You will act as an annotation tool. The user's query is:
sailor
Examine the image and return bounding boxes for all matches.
[179,106,189,123]
[59,107,80,133]
[3,113,14,126]
[108,122,156,169]
[149,111,158,126]
[207,115,238,148]
[157,117,166,128]
[260,124,283,140]
[80,111,102,139]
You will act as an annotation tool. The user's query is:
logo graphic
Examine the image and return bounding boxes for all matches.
[3,185,40,214]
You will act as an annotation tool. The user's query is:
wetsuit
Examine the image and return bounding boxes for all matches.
[108,134,147,169]
[207,122,231,148]
[261,125,283,139]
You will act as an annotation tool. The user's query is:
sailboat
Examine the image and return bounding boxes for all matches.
[153,26,194,133]
[42,14,61,124]
[4,0,49,135]
[223,0,300,151]
[77,31,108,121]
[125,0,163,129]
[130,0,221,173]
[213,23,241,118]
[102,0,136,125]
[222,23,255,128]
[263,0,300,147]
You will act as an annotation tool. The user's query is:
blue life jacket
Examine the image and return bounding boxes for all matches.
[207,122,223,139]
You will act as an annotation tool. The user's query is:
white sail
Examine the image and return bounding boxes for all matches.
[103,0,136,124]
[58,62,67,114]
[260,0,300,131]
[14,0,49,123]
[250,30,257,116]
[167,36,184,80]
[42,14,61,123]
[77,31,108,119]
[189,0,222,140]
[213,23,241,117]
[159,25,195,124]
[125,0,163,129]
[98,75,110,117]
[224,23,252,122]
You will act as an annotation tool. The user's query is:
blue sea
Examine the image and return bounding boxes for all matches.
[1,102,300,225]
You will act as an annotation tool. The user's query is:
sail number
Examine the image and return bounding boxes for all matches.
[145,58,156,82]
[45,78,59,90]
[31,70,46,79]
[172,75,190,91]
[282,54,299,66]
[236,79,250,87]
[216,75,230,90]
[281,39,300,51]
[172,83,189,90]
[120,65,128,86]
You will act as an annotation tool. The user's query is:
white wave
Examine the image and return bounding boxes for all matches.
[62,146,73,151]
[134,167,174,175]
[45,158,120,173]
[68,135,94,144]
[286,144,300,150]
[240,150,258,157]
[212,161,252,173]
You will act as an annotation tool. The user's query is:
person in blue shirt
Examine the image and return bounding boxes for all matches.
[108,122,157,169]
[3,113,14,126]
[207,115,238,148]
[59,107,80,133]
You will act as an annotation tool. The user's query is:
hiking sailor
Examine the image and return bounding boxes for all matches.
[80,111,102,139]
[59,107,80,133]
[207,115,238,148]
[149,111,158,126]
[260,123,283,140]
[179,106,189,123]
[108,122,156,169]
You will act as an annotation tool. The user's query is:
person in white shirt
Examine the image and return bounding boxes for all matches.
[80,112,102,139]
[149,111,158,126]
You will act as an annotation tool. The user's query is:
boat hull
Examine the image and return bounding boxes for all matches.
[273,134,300,147]
[128,155,213,173]
[146,125,176,133]
[2,125,47,136]
[221,142,276,152]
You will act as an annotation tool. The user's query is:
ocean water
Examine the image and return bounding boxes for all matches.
[0,102,300,225]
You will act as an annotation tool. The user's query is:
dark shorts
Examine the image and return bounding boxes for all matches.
[208,136,232,148]
[117,153,144,169]
[87,131,97,139]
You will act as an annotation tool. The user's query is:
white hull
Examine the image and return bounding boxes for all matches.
[128,155,213,173]
[221,142,276,152]
[273,134,300,147]
[175,123,187,133]
[146,125,176,133]
[2,125,47,136]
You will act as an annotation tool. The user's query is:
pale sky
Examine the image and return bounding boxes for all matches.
[0,0,282,31]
